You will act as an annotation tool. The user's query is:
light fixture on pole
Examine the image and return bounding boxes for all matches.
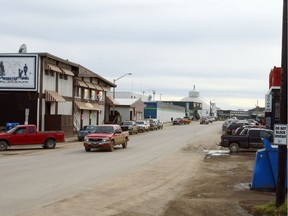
[112,73,132,116]
[113,73,132,99]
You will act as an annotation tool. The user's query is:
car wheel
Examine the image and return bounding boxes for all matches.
[109,141,115,152]
[122,140,128,149]
[44,139,56,149]
[0,141,8,151]
[85,147,91,152]
[229,143,240,153]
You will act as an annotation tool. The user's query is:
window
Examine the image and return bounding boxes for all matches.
[44,70,54,77]
[249,130,259,138]
[260,131,272,139]
[28,126,35,134]
[16,128,26,134]
[75,86,80,97]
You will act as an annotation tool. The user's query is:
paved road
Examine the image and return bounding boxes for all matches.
[0,121,222,216]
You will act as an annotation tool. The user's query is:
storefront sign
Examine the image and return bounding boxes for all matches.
[0,54,38,91]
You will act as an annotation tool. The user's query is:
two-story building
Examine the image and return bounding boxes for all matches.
[0,53,115,137]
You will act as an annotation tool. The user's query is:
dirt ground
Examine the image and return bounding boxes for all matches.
[162,150,276,216]
[17,144,277,216]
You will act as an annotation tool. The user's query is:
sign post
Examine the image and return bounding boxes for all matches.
[24,108,29,125]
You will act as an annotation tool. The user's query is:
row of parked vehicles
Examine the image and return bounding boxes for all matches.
[218,118,273,153]
[0,118,164,152]
[78,118,164,141]
[79,119,164,152]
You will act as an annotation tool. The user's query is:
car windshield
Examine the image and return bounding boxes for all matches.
[81,126,95,131]
[136,121,144,124]
[6,127,17,134]
[93,126,114,134]
[122,122,133,125]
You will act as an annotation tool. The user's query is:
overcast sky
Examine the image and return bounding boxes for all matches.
[0,0,283,110]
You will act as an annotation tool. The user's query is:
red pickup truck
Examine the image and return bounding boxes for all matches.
[0,124,65,151]
[83,124,129,152]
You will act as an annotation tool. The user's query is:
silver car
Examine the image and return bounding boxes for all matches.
[135,120,150,132]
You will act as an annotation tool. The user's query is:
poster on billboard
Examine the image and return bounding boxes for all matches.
[0,54,38,91]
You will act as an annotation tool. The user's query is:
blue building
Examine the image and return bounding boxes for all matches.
[144,101,185,122]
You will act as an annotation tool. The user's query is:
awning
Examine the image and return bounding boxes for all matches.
[93,83,103,90]
[100,85,110,92]
[91,103,101,110]
[76,80,88,88]
[47,64,62,73]
[106,95,119,105]
[75,101,101,110]
[45,90,65,102]
[85,82,96,89]
[61,68,74,76]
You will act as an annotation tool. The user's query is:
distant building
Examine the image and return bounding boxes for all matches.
[111,91,185,122]
[144,101,185,122]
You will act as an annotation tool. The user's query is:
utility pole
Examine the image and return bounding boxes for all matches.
[276,0,287,207]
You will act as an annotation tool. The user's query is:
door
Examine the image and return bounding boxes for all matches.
[9,127,30,145]
[248,130,261,148]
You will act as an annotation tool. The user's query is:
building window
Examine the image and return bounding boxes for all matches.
[44,70,55,77]
[75,86,80,97]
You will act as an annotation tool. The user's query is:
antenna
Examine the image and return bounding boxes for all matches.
[18,44,27,53]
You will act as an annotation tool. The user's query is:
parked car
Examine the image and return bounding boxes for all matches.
[120,121,138,135]
[200,117,209,124]
[83,125,129,152]
[225,121,249,135]
[222,118,238,132]
[135,120,150,132]
[218,128,274,153]
[146,118,158,130]
[0,124,65,151]
[78,125,96,141]
[173,118,186,125]
[182,117,192,124]
[156,120,164,129]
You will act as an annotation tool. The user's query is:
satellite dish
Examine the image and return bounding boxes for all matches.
[18,44,27,53]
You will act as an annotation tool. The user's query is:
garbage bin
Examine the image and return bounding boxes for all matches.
[250,138,287,191]
[6,122,19,131]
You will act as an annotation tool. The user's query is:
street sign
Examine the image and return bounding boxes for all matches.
[265,94,272,112]
[274,124,287,145]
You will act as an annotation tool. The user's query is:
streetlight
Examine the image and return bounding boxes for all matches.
[112,73,132,118]
[113,73,132,99]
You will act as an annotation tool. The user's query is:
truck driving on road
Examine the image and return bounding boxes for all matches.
[83,124,129,152]
[0,124,65,151]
